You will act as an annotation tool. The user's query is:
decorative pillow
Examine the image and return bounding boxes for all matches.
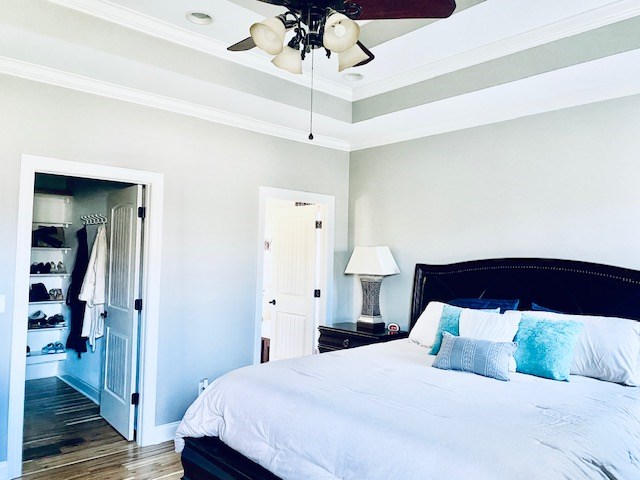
[458,310,520,342]
[449,298,520,313]
[429,305,462,355]
[513,315,583,381]
[432,332,517,381]
[518,310,640,386]
[531,302,563,313]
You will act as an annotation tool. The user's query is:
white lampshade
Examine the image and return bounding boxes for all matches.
[272,45,302,74]
[345,246,400,276]
[323,12,359,53]
[338,43,370,71]
[250,16,286,55]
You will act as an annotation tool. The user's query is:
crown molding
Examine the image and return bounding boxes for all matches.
[0,56,350,151]
[1,49,638,153]
[349,51,640,150]
[352,0,640,101]
[48,0,353,101]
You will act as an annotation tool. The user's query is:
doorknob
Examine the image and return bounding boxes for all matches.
[100,310,108,319]
[268,299,276,305]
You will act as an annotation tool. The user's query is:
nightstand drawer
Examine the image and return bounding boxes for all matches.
[318,322,408,352]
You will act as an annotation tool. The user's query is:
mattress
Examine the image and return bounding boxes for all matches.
[175,339,640,479]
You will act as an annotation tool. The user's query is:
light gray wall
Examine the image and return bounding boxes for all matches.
[0,74,350,461]
[349,95,640,330]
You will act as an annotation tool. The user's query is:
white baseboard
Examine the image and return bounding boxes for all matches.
[57,374,100,405]
[142,421,180,447]
[0,460,8,480]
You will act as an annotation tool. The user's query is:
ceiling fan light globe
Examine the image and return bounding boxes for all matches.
[272,46,302,74]
[338,43,370,71]
[250,17,286,55]
[323,13,359,53]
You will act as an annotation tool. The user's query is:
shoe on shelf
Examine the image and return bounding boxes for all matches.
[48,314,65,326]
[57,262,66,274]
[42,343,56,354]
[29,310,47,321]
[54,342,65,354]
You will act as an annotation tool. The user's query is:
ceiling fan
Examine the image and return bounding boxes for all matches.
[228,0,457,74]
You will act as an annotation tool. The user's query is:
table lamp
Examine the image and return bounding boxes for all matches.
[345,246,400,332]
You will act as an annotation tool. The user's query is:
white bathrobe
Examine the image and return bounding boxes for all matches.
[79,225,107,351]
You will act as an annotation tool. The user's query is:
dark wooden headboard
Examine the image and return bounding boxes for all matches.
[410,258,640,329]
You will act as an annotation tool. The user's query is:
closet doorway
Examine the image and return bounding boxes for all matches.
[8,155,164,479]
[255,187,335,363]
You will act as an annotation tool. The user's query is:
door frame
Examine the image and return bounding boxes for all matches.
[8,154,164,478]
[254,187,335,364]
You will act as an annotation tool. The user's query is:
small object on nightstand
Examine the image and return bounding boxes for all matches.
[388,323,400,333]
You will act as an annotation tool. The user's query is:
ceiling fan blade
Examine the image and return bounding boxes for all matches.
[227,37,257,52]
[355,0,456,20]
[354,42,374,67]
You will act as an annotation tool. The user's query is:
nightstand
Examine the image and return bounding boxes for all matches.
[318,322,409,353]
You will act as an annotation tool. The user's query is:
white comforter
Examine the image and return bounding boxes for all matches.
[175,339,640,480]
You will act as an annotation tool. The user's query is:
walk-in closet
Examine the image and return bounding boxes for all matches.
[23,173,143,473]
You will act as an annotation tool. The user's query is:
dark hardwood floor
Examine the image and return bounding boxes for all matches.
[20,377,183,479]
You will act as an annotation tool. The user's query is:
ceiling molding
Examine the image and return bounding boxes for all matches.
[48,0,353,101]
[0,56,351,151]
[352,0,640,101]
[1,49,638,153]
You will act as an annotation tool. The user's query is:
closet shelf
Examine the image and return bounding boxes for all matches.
[30,273,70,278]
[32,221,72,228]
[29,300,65,305]
[31,247,71,253]
[28,325,68,332]
[26,352,67,364]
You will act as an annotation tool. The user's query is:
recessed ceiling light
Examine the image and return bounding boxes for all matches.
[342,73,364,81]
[186,11,214,25]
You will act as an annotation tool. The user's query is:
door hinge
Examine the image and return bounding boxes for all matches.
[314,289,321,298]
[315,221,322,229]
[131,393,140,405]
[134,299,143,311]
[138,206,146,219]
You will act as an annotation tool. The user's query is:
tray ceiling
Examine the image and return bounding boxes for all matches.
[0,0,638,150]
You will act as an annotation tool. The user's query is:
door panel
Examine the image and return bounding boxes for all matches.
[270,205,317,361]
[100,185,143,440]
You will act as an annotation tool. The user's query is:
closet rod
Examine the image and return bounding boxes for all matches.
[80,214,107,225]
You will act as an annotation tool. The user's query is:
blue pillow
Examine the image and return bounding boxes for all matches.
[433,332,517,381]
[513,315,583,381]
[531,302,563,314]
[429,305,462,355]
[449,298,520,313]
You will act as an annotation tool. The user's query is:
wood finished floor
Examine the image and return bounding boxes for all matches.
[20,377,183,480]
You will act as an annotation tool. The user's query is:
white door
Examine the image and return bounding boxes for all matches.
[270,204,318,360]
[100,185,143,440]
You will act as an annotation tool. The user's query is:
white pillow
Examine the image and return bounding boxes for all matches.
[459,310,521,372]
[409,302,501,348]
[409,301,445,348]
[458,310,520,342]
[513,310,640,386]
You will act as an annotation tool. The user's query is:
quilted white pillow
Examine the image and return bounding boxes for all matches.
[512,310,640,386]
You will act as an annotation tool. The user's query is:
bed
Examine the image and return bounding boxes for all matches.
[176,258,640,480]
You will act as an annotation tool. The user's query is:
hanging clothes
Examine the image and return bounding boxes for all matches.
[79,225,108,351]
[66,226,89,356]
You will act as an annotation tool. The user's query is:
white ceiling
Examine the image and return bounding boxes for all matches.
[1,0,639,150]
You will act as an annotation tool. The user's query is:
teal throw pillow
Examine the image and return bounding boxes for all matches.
[514,315,583,381]
[429,305,462,355]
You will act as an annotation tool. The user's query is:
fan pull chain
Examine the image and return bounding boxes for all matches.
[308,48,315,141]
